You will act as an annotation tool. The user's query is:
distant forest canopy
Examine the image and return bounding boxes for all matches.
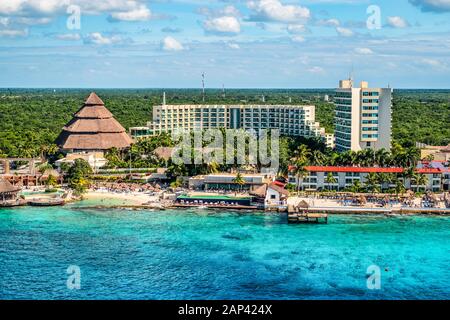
[0,88,449,158]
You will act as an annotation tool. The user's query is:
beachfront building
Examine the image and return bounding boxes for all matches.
[130,104,334,148]
[418,143,450,162]
[189,173,274,192]
[288,166,444,192]
[265,182,289,207]
[56,92,133,169]
[0,177,21,203]
[334,79,392,152]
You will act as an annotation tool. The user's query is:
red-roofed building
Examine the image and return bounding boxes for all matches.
[288,165,444,192]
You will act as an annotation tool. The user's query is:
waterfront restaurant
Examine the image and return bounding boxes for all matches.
[188,173,273,192]
[0,177,21,203]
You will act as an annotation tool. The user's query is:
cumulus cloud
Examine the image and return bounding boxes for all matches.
[203,16,241,35]
[291,35,305,43]
[336,27,354,37]
[0,28,28,37]
[387,16,409,28]
[286,24,308,34]
[0,0,154,24]
[109,4,151,21]
[161,36,184,51]
[84,32,126,45]
[247,0,310,23]
[316,18,340,27]
[56,33,81,41]
[354,47,373,55]
[227,42,240,49]
[409,0,450,12]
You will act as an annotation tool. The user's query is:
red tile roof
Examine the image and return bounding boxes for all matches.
[289,166,443,174]
[304,166,404,173]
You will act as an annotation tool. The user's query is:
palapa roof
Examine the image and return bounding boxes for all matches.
[0,177,21,194]
[56,92,133,151]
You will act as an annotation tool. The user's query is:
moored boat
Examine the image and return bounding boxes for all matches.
[28,199,65,207]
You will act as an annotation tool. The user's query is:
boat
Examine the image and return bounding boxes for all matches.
[0,199,27,208]
[28,198,65,207]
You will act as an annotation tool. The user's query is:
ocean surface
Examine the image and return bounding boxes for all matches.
[0,203,449,300]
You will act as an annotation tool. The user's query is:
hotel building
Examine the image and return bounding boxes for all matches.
[288,166,444,192]
[130,104,334,148]
[334,79,392,152]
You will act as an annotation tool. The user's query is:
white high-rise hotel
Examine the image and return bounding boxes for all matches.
[131,103,335,148]
[334,79,392,152]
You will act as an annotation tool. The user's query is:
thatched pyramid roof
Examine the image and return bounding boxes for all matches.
[0,178,20,194]
[56,92,133,151]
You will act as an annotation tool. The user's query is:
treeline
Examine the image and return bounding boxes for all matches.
[0,88,448,158]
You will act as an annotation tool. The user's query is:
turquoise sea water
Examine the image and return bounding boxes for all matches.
[0,203,449,300]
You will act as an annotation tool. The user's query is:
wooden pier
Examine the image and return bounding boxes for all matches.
[288,212,328,224]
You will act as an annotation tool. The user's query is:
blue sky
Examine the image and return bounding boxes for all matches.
[0,0,449,88]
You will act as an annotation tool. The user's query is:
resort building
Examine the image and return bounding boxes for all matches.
[56,92,133,153]
[334,79,392,152]
[130,103,334,148]
[55,92,133,169]
[0,177,21,203]
[189,173,274,192]
[288,165,445,192]
[418,143,450,162]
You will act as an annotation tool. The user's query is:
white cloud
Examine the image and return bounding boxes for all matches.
[84,32,124,45]
[227,43,240,49]
[162,36,184,51]
[308,66,324,74]
[409,0,450,12]
[354,47,373,55]
[291,35,305,43]
[336,27,354,37]
[56,33,81,41]
[109,4,151,21]
[0,28,28,37]
[286,24,307,34]
[316,18,340,27]
[387,16,409,28]
[203,16,241,35]
[421,58,446,68]
[0,1,153,24]
[247,0,310,23]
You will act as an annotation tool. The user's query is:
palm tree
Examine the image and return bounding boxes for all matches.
[350,180,362,193]
[207,161,220,174]
[365,172,380,194]
[414,173,428,192]
[292,144,311,164]
[393,178,406,196]
[325,172,337,191]
[375,148,390,167]
[232,172,246,192]
[311,150,327,166]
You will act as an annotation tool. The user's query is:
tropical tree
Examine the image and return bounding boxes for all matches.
[67,159,93,195]
[393,178,406,196]
[325,172,337,191]
[232,172,246,192]
[365,173,380,194]
[413,173,428,192]
[311,150,327,166]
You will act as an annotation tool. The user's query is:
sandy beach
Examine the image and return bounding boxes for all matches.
[83,190,156,205]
